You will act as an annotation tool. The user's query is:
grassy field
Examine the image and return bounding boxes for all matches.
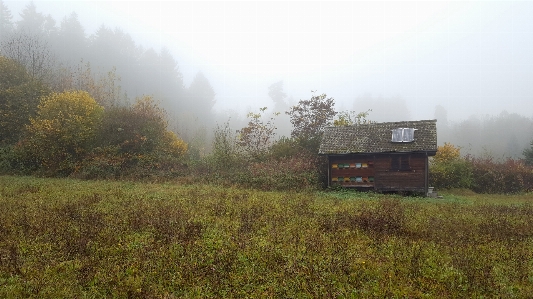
[1,175,532,298]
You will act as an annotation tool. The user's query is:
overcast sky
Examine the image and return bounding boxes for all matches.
[5,1,533,121]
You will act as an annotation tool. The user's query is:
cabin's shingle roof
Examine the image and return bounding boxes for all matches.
[318,119,437,155]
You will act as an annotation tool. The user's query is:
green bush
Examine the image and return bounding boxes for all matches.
[206,121,246,172]
[0,145,36,175]
[72,97,188,180]
[268,136,306,159]
[430,158,473,190]
[0,146,14,174]
[70,146,126,179]
[430,143,473,190]
[192,123,325,191]
[96,96,174,155]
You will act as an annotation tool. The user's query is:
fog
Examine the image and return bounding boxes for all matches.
[2,1,533,158]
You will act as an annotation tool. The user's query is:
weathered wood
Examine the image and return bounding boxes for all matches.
[320,120,436,194]
[328,153,428,192]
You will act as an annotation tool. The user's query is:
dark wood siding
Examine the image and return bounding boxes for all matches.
[374,153,427,192]
[328,153,428,192]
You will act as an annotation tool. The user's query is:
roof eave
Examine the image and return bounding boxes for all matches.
[321,150,438,156]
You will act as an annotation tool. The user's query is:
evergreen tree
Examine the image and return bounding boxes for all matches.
[0,0,13,43]
[159,47,185,100]
[524,141,533,165]
[43,13,57,39]
[16,2,45,34]
[173,71,215,144]
[268,80,291,137]
[56,12,86,63]
[268,81,287,111]
[136,47,161,97]
[186,71,215,114]
[88,26,139,97]
[0,56,50,144]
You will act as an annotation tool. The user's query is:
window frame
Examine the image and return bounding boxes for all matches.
[391,128,417,143]
[390,155,411,171]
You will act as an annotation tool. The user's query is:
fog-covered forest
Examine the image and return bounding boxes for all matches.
[1,1,533,162]
[0,1,220,155]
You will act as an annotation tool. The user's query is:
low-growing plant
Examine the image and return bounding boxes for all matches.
[237,154,321,191]
[268,136,304,159]
[209,120,244,173]
[0,146,15,174]
[1,176,533,298]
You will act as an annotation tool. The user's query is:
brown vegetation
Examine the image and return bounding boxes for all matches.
[0,176,532,298]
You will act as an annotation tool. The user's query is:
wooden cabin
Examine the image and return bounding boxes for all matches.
[318,120,437,194]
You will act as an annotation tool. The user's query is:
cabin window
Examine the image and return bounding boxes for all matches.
[391,128,417,142]
[391,155,410,171]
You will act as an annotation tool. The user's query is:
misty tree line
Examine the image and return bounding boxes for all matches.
[438,111,533,161]
[0,1,335,160]
[2,1,533,164]
[0,1,215,152]
[0,0,336,183]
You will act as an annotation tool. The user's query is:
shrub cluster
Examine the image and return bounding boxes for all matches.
[429,142,473,190]
[6,55,531,193]
[467,156,533,194]
[233,155,320,191]
[72,97,188,180]
[183,117,326,191]
[0,91,188,179]
[430,143,533,194]
[0,57,188,180]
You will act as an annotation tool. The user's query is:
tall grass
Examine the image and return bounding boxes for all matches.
[1,176,532,298]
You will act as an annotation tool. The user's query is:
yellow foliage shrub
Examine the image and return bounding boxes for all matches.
[22,90,104,174]
[434,142,461,163]
[430,142,473,189]
[160,131,188,158]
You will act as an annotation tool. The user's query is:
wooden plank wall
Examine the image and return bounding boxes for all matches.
[329,153,428,192]
[374,154,427,191]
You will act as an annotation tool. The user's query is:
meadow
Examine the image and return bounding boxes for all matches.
[1,175,532,298]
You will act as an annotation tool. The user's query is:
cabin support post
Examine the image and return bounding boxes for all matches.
[327,156,331,188]
[424,152,429,196]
